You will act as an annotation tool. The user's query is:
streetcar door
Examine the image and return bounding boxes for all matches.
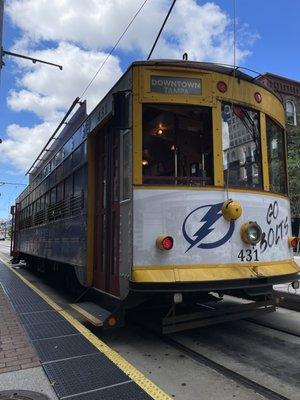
[93,124,120,296]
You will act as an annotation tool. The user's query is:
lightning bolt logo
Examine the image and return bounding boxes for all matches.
[182,203,235,252]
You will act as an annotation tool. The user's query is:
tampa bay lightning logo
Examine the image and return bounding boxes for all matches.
[182,202,235,253]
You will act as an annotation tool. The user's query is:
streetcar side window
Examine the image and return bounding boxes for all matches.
[142,104,213,185]
[222,103,262,189]
[266,117,287,194]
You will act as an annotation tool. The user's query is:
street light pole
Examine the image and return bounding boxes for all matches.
[0,0,62,71]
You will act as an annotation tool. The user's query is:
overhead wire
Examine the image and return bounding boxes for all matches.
[79,0,149,100]
[147,0,177,60]
[225,0,237,200]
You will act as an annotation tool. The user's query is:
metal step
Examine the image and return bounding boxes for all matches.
[70,302,112,326]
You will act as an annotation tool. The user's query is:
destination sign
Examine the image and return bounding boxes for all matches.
[150,75,202,95]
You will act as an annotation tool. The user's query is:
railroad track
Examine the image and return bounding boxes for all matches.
[162,335,291,400]
[277,295,300,312]
[134,314,299,400]
[246,317,300,338]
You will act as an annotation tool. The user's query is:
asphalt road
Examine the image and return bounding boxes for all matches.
[0,240,299,400]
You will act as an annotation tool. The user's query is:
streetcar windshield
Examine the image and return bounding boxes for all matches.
[142,104,213,185]
[222,102,262,189]
[266,117,287,194]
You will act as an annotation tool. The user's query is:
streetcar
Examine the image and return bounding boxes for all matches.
[11,60,300,331]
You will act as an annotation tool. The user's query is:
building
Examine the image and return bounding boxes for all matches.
[257,73,300,234]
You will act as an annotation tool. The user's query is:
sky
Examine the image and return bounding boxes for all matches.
[0,0,299,218]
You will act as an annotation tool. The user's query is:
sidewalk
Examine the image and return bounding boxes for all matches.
[0,276,57,398]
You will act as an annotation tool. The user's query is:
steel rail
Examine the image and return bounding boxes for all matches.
[245,318,300,338]
[162,335,290,400]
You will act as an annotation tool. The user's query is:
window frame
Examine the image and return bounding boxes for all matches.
[265,116,288,195]
[221,102,263,191]
[285,100,297,126]
[141,103,214,187]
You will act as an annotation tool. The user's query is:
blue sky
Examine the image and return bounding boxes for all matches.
[0,0,299,218]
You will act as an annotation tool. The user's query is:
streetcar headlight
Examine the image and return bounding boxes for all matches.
[240,222,262,245]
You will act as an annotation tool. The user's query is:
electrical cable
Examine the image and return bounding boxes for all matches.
[225,0,237,200]
[79,0,149,100]
[147,0,177,60]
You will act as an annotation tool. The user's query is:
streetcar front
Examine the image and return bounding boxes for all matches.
[130,61,299,295]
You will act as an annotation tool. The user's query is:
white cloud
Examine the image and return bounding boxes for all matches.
[6,0,169,53]
[1,121,58,171]
[154,1,258,63]
[6,0,256,61]
[3,42,122,170]
[8,42,123,116]
[2,0,258,172]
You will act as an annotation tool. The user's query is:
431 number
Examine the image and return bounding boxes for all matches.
[237,249,259,262]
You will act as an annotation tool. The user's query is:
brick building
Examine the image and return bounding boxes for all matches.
[257,73,300,234]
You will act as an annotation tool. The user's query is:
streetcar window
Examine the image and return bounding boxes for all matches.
[222,103,262,189]
[56,182,64,202]
[50,187,56,204]
[142,104,213,185]
[73,166,85,196]
[73,166,87,196]
[64,175,73,198]
[266,117,287,194]
[72,145,82,168]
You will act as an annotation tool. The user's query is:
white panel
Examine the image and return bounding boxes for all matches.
[133,189,292,266]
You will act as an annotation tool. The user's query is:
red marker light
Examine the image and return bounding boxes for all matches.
[217,81,227,93]
[107,316,117,327]
[156,235,174,251]
[289,237,298,248]
[162,236,173,250]
[254,92,262,103]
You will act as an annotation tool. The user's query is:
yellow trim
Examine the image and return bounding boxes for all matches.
[133,66,142,185]
[132,184,289,200]
[137,66,285,126]
[132,65,286,193]
[86,134,96,286]
[132,260,300,283]
[260,112,270,191]
[212,101,223,186]
[0,255,172,400]
[70,303,101,326]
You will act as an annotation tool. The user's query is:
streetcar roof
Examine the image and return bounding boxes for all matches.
[129,59,280,98]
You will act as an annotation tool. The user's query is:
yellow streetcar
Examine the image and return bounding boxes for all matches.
[12,60,300,331]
